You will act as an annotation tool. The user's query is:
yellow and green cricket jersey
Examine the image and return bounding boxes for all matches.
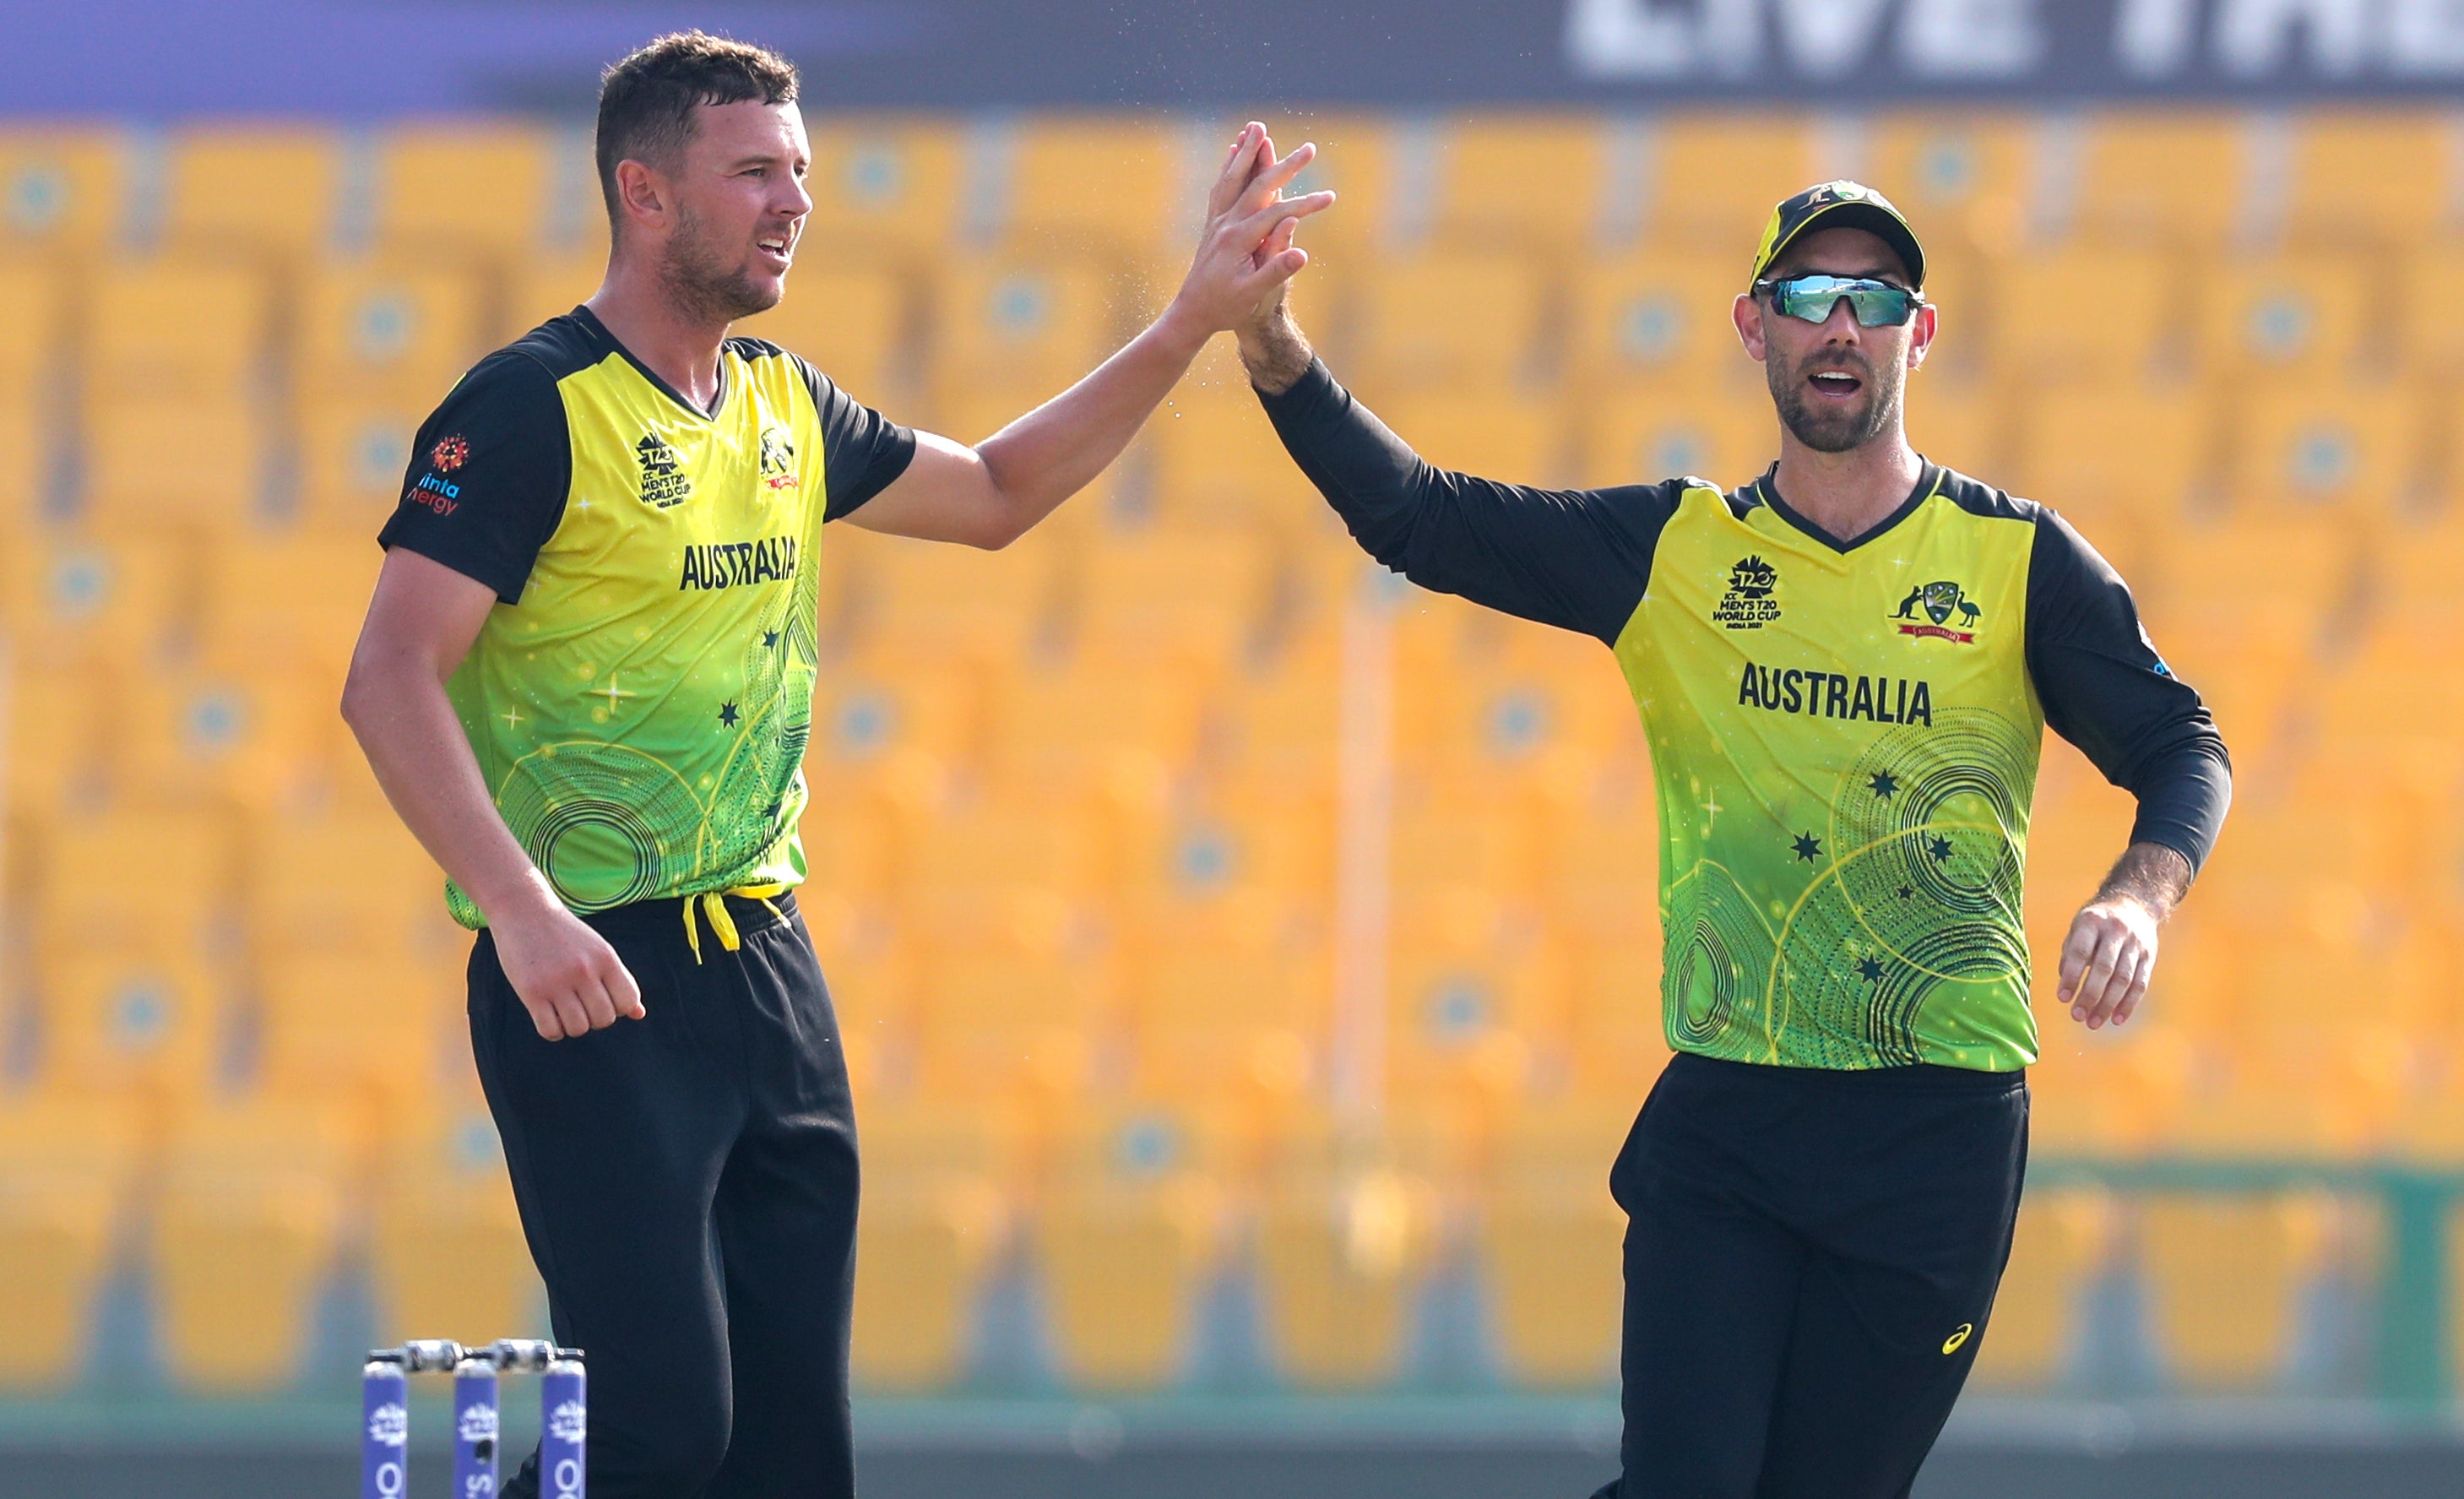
[381,307,915,927]
[1262,361,2229,1073]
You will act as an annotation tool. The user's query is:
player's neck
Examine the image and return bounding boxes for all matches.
[585,259,730,414]
[1767,429,1925,547]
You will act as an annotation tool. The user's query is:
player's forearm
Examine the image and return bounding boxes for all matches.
[2093,840,2194,922]
[341,655,560,925]
[971,300,1214,536]
[1236,306,1314,394]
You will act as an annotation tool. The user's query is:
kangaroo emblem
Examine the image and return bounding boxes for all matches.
[1893,586,1924,620]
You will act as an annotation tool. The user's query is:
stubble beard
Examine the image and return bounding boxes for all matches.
[1767,350,1902,455]
[659,201,780,326]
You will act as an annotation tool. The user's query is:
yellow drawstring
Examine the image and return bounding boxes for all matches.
[681,883,791,964]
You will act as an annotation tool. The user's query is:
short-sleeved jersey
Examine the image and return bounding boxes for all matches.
[380,307,915,927]
[1260,360,2230,1073]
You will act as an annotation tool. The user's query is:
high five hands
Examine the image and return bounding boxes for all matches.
[1170,122,1333,337]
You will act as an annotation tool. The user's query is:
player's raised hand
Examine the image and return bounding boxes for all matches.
[2056,893,2159,1031]
[1170,121,1333,336]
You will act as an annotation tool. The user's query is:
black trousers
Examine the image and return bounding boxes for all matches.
[470,892,861,1499]
[1591,1051,2027,1499]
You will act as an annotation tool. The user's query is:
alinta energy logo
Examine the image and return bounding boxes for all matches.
[1712,555,1782,629]
[431,433,469,472]
[638,432,692,508]
[1892,580,1983,644]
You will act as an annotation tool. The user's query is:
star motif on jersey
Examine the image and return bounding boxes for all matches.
[763,629,780,649]
[718,701,741,729]
[1858,957,1886,983]
[1926,835,1954,862]
[1868,770,1898,800]
[1897,884,1914,900]
[1792,832,1822,862]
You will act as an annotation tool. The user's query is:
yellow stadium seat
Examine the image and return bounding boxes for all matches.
[1210,644,1343,786]
[161,125,341,257]
[911,924,1110,1098]
[1480,1096,1631,1386]
[257,951,457,1122]
[2396,247,2464,376]
[246,803,452,964]
[0,1089,138,1390]
[932,257,1124,405]
[1121,880,1331,1102]
[2288,111,2459,247]
[1580,386,1767,492]
[1006,116,1184,257]
[2012,383,2214,524]
[1396,644,1642,779]
[0,530,186,663]
[1072,523,1274,666]
[373,124,556,258]
[4,662,117,812]
[81,392,273,532]
[902,785,1108,924]
[1255,1127,1436,1387]
[0,392,46,532]
[371,1104,542,1348]
[0,258,63,397]
[1430,115,1607,252]
[198,531,382,669]
[122,657,341,810]
[150,1095,348,1392]
[805,119,969,258]
[1568,249,1756,389]
[849,1100,1008,1391]
[730,263,908,403]
[1646,117,1819,243]
[2131,513,2356,631]
[1034,1102,1230,1388]
[297,259,488,401]
[89,255,270,397]
[837,524,1066,662]
[807,656,980,796]
[295,394,421,535]
[1967,1191,2112,1388]
[40,950,225,1105]
[1864,114,2038,231]
[2138,1192,2336,1389]
[1354,250,1549,390]
[2195,251,2376,377]
[0,128,126,252]
[1988,245,2177,383]
[980,657,1210,787]
[1385,886,1558,1107]
[2227,382,2431,513]
[503,251,604,339]
[2074,112,2255,247]
[35,803,236,964]
[1908,371,2005,478]
[1374,388,1566,485]
[1147,367,1320,522]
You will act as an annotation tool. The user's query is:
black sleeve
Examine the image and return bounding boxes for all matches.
[795,356,918,521]
[377,350,571,605]
[1256,359,1670,645]
[2026,509,2232,872]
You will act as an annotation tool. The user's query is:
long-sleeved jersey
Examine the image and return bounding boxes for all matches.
[1260,360,2230,1073]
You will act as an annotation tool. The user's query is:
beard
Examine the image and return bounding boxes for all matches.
[657,201,781,325]
[1767,347,1901,454]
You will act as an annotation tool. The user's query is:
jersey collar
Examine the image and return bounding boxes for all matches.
[572,304,731,422]
[1750,460,1946,556]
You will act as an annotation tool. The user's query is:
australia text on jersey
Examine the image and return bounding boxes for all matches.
[679,535,800,591]
[1737,662,1935,726]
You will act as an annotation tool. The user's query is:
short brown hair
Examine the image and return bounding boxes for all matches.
[595,31,800,229]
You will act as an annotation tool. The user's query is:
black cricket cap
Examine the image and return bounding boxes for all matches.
[1748,181,1926,291]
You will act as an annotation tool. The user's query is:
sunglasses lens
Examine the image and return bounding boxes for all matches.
[1772,278,1915,328]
